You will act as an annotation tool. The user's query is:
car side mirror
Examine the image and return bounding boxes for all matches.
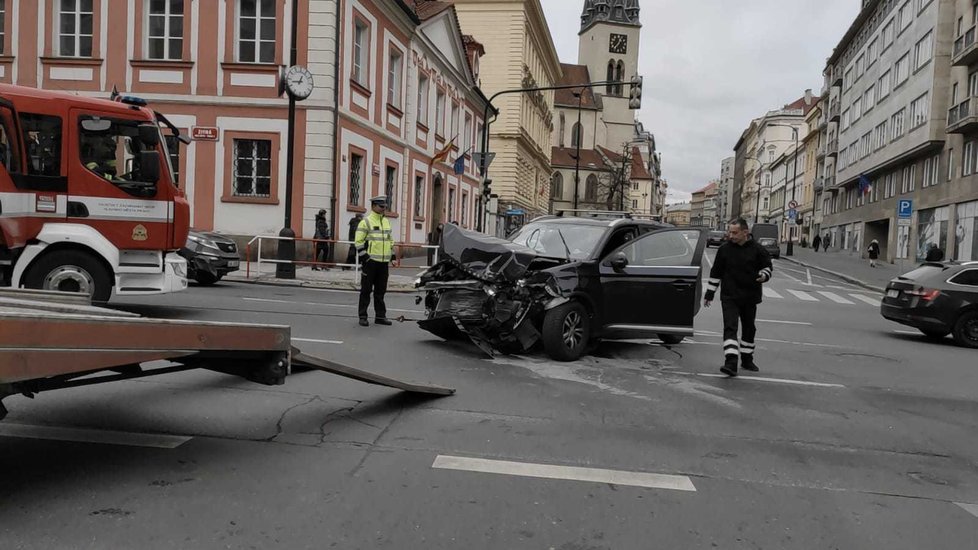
[610,252,628,273]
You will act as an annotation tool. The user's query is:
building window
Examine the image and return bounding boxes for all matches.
[894,52,910,87]
[233,139,272,198]
[852,96,862,121]
[914,31,933,70]
[348,152,363,206]
[615,61,624,96]
[461,192,468,226]
[891,108,906,140]
[606,60,614,95]
[551,172,563,199]
[237,0,275,64]
[868,37,878,65]
[842,109,850,131]
[414,175,425,218]
[463,113,472,151]
[387,49,402,108]
[0,0,5,55]
[385,165,398,212]
[417,74,429,125]
[147,0,184,60]
[448,187,456,222]
[864,85,875,112]
[58,0,95,57]
[476,123,484,153]
[909,92,929,129]
[352,19,369,86]
[915,0,932,14]
[898,1,912,32]
[882,19,895,50]
[878,71,891,101]
[922,155,939,187]
[558,114,565,148]
[435,90,446,136]
[948,148,954,182]
[571,122,582,148]
[632,199,638,209]
[874,121,887,150]
[585,174,598,202]
[901,163,916,193]
[965,141,976,176]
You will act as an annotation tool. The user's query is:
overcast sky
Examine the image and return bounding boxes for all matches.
[539,0,860,203]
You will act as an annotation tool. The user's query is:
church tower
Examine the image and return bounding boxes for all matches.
[578,0,642,149]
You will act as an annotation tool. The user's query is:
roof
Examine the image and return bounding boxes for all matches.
[827,0,881,66]
[551,147,611,170]
[630,147,653,180]
[580,0,641,34]
[411,0,453,20]
[693,182,718,195]
[782,95,819,116]
[554,64,599,109]
[597,145,624,163]
[409,1,482,85]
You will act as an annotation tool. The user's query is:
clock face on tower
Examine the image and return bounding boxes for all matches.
[609,33,628,54]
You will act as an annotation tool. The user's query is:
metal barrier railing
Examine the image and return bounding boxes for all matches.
[244,235,439,279]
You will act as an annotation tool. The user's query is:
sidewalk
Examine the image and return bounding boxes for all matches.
[224,261,427,292]
[778,246,907,292]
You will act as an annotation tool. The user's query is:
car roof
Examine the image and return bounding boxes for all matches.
[527,216,670,229]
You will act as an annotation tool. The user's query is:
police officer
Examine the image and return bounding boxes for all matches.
[355,196,397,326]
[703,218,773,377]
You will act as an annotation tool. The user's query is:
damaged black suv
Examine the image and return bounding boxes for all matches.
[416,218,707,361]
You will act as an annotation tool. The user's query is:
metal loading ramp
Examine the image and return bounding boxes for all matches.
[0,290,454,421]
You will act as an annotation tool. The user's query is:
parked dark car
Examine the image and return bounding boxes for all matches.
[416,219,707,361]
[179,229,241,285]
[880,261,978,348]
[707,230,726,247]
[751,223,780,259]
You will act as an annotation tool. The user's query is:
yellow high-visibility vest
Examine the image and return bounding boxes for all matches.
[354,212,394,263]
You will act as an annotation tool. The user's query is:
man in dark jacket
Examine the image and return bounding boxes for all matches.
[704,218,774,377]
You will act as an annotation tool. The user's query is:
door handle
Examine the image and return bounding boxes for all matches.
[671,281,695,290]
[67,201,89,218]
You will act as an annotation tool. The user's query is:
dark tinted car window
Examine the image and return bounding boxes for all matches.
[950,269,978,287]
[620,230,701,267]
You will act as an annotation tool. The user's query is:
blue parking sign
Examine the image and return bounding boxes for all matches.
[898,199,913,219]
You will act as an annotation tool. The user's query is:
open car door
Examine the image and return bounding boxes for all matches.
[597,227,707,340]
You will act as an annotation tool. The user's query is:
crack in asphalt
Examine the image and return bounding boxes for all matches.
[265,395,323,442]
[348,406,405,477]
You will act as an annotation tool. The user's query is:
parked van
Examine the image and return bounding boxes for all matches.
[751,223,781,259]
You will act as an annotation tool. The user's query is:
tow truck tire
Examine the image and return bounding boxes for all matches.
[194,272,219,286]
[542,301,590,362]
[25,249,113,303]
[658,334,685,345]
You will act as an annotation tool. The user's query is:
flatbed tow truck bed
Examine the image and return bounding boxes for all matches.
[0,289,453,421]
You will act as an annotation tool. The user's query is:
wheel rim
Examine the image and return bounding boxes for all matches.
[43,265,95,296]
[562,310,584,349]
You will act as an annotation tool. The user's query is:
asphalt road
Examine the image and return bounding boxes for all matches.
[2,252,977,549]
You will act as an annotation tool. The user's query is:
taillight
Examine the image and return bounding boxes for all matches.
[906,288,941,301]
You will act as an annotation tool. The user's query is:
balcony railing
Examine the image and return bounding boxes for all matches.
[826,138,838,156]
[948,97,978,134]
[824,175,836,189]
[953,25,978,66]
[829,100,840,121]
[816,143,827,158]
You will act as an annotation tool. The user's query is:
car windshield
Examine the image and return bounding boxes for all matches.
[509,222,606,260]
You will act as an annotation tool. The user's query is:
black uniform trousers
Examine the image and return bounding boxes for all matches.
[359,259,389,320]
[721,299,757,360]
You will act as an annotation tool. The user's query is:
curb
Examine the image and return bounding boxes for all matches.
[780,256,887,294]
[223,275,419,294]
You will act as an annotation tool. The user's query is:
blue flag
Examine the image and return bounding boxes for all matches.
[453,154,465,175]
[857,174,871,195]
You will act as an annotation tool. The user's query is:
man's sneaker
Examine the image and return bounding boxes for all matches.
[720,357,738,377]
[740,356,759,372]
[375,318,393,326]
[359,318,369,327]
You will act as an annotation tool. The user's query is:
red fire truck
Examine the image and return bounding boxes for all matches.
[0,84,190,302]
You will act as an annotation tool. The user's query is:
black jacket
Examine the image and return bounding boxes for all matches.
[705,239,773,304]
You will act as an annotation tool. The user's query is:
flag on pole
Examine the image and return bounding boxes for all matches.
[432,136,456,165]
[453,154,465,175]
[857,174,872,195]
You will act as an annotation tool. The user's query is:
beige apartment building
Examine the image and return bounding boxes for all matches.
[453,0,562,235]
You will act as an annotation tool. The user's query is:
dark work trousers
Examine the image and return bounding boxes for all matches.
[359,260,390,320]
[721,299,757,361]
[315,242,329,264]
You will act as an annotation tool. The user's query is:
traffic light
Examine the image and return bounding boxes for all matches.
[482,178,493,197]
[628,76,643,110]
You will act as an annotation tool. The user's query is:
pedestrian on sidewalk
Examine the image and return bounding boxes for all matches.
[427,223,444,266]
[704,218,773,377]
[925,244,945,262]
[867,239,880,268]
[355,196,398,327]
[812,234,822,252]
[344,213,363,270]
[823,233,831,252]
[313,209,330,271]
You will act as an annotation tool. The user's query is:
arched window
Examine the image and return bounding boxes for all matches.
[607,60,615,94]
[571,122,583,148]
[615,61,624,96]
[585,174,599,202]
[551,172,563,199]
[559,113,566,148]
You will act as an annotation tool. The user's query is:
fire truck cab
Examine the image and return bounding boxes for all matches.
[0,84,191,302]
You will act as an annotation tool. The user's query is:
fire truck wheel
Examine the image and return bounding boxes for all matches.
[25,250,113,303]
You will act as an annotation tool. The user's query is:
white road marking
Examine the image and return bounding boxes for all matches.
[293,337,344,345]
[0,424,191,449]
[243,297,418,314]
[691,333,843,349]
[955,502,978,518]
[806,268,813,286]
[786,289,818,302]
[432,455,697,492]
[849,294,881,306]
[756,319,812,326]
[673,372,845,388]
[818,291,854,305]
[762,287,784,299]
[778,270,807,284]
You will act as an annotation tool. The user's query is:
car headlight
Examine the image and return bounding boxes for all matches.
[188,234,223,255]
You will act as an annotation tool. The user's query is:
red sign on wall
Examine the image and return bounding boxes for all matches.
[191,126,220,141]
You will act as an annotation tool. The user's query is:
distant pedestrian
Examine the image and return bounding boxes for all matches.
[344,213,363,270]
[427,223,444,265]
[313,209,330,271]
[823,233,831,251]
[704,218,773,377]
[812,234,822,252]
[925,244,945,262]
[867,239,880,268]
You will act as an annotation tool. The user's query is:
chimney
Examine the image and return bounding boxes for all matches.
[805,88,813,105]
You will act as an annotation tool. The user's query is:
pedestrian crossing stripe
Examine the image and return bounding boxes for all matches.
[849,294,881,306]
[761,288,879,306]
[786,289,819,302]
[817,291,854,304]
[763,288,783,299]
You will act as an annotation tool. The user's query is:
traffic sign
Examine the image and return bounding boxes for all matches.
[898,199,913,218]
[788,200,798,209]
[473,152,496,176]
[898,218,912,226]
[787,208,797,219]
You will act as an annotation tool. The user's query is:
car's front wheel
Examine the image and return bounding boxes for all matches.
[542,301,590,362]
[194,272,219,286]
[952,311,978,349]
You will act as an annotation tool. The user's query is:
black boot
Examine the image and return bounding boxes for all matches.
[359,318,369,327]
[720,355,738,377]
[740,354,759,372]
